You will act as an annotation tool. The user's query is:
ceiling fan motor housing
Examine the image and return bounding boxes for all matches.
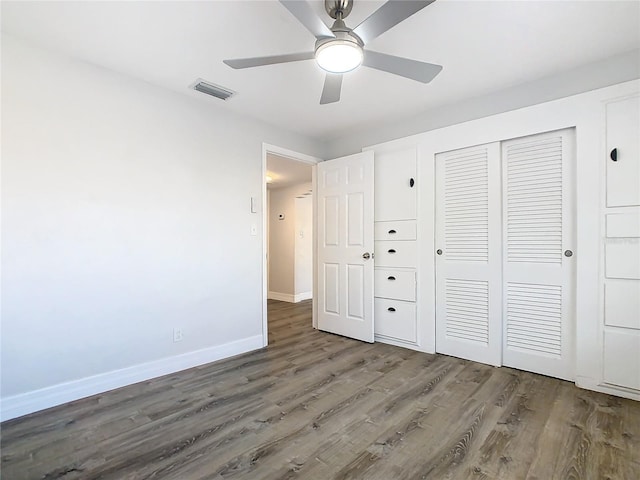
[315,20,363,51]
[325,0,354,20]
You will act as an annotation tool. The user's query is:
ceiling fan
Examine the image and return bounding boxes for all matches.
[223,0,442,104]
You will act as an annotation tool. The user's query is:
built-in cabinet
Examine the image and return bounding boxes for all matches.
[601,94,640,395]
[359,80,640,401]
[373,148,419,346]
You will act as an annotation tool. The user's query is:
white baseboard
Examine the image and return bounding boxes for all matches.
[575,376,640,401]
[268,291,312,303]
[294,291,312,302]
[268,291,295,302]
[0,335,263,422]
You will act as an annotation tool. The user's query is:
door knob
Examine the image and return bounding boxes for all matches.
[362,252,371,259]
[564,250,573,257]
[436,249,443,255]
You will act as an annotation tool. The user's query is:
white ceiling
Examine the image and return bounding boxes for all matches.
[266,153,313,189]
[2,1,639,141]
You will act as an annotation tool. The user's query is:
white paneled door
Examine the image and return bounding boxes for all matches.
[435,143,503,366]
[317,151,375,342]
[502,129,575,381]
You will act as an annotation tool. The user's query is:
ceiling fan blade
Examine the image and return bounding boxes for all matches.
[223,52,315,69]
[320,73,343,104]
[363,50,442,83]
[353,0,436,45]
[280,0,335,40]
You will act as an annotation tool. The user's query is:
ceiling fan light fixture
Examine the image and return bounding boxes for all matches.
[315,39,363,74]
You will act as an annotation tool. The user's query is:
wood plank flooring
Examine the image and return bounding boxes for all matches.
[2,299,639,479]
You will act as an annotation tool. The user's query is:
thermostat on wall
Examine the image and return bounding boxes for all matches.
[278,214,285,220]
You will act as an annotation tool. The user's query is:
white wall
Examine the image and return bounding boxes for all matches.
[0,35,323,419]
[295,196,313,298]
[268,182,312,301]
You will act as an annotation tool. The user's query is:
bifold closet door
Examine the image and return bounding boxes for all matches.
[501,129,575,381]
[435,143,503,366]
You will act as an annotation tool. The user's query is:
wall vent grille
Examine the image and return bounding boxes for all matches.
[192,79,236,100]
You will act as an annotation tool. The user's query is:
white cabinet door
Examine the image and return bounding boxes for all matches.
[435,143,503,366]
[317,151,375,342]
[374,147,417,221]
[501,129,575,381]
[606,95,640,207]
[603,330,640,390]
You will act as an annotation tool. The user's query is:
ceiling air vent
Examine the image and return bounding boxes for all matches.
[191,79,235,101]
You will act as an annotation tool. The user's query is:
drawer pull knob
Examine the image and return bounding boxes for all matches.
[409,178,415,187]
[387,307,396,312]
[388,229,397,234]
[610,148,618,162]
[387,276,396,281]
[388,249,396,254]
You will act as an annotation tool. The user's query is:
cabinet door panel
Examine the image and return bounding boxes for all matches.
[605,242,640,279]
[605,280,640,329]
[374,148,417,221]
[603,330,640,390]
[606,95,640,207]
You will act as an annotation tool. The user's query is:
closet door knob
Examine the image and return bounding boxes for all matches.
[436,249,443,255]
[564,250,573,257]
[362,252,371,260]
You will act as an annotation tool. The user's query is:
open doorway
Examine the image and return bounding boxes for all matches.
[261,145,320,346]
[267,154,313,302]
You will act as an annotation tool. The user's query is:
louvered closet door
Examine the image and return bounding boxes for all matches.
[502,129,575,381]
[435,143,502,366]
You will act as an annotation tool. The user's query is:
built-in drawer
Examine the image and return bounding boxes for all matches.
[605,279,640,329]
[375,268,416,301]
[375,220,417,241]
[374,298,417,343]
[603,330,640,390]
[375,241,417,267]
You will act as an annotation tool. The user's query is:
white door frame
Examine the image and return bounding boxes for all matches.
[261,143,322,346]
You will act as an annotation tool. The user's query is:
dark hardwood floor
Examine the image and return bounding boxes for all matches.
[1,299,639,479]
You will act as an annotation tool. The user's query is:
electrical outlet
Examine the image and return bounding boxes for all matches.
[173,328,183,342]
